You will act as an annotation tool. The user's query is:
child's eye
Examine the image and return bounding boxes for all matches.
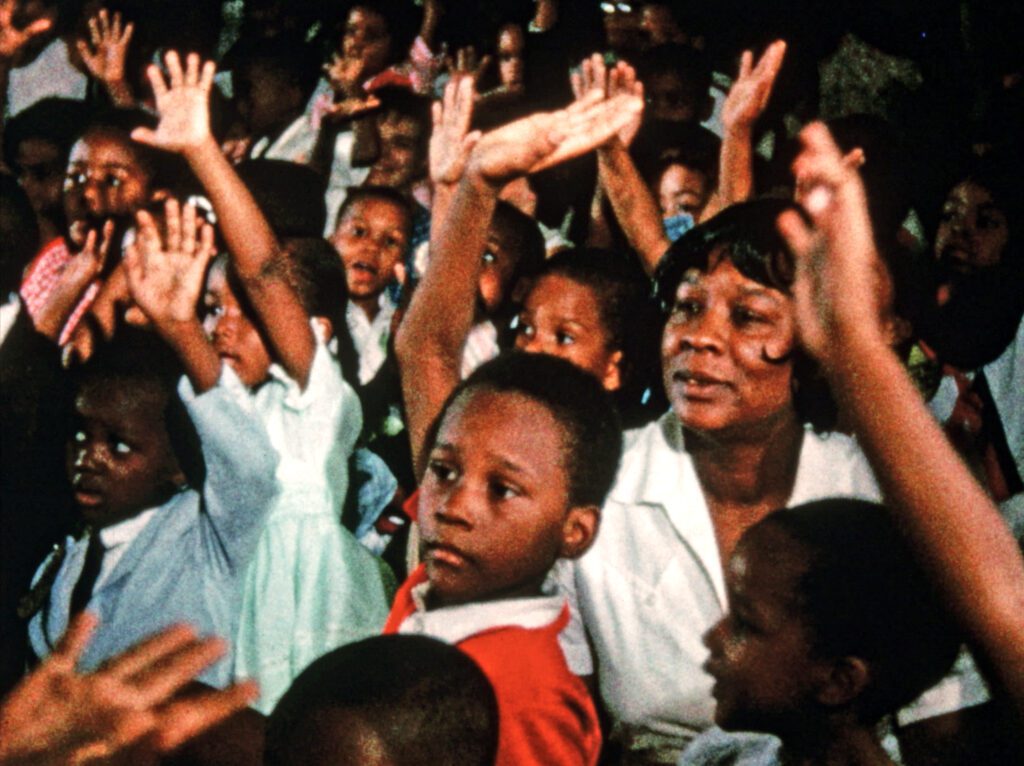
[516,320,535,339]
[427,459,456,483]
[74,430,87,444]
[114,440,133,455]
[489,479,520,500]
[481,251,497,266]
[556,330,575,346]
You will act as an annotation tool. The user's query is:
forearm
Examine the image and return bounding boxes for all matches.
[103,77,134,108]
[152,317,221,393]
[31,273,94,341]
[718,125,754,208]
[597,142,669,274]
[827,332,1024,709]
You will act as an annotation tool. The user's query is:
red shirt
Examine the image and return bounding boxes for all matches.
[384,565,602,765]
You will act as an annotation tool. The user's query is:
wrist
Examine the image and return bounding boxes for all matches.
[182,135,222,165]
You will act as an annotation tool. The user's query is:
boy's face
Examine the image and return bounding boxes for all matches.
[646,71,703,123]
[702,525,826,735]
[419,387,591,607]
[515,274,622,391]
[67,377,183,529]
[203,260,273,387]
[63,130,152,248]
[15,137,65,220]
[236,62,302,136]
[331,196,410,303]
[365,112,427,190]
[343,6,392,78]
[934,180,1009,277]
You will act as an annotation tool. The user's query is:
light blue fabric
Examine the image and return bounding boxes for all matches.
[228,341,394,714]
[28,373,280,688]
[664,212,696,243]
[352,447,399,542]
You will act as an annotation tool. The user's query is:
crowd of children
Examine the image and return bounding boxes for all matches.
[1,1,1022,764]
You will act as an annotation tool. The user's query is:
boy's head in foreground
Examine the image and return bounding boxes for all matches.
[420,353,623,608]
[265,634,498,766]
[703,499,959,739]
[67,329,202,529]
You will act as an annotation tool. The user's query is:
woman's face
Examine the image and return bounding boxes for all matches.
[661,254,796,438]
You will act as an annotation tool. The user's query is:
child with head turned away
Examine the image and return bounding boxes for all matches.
[265,634,498,766]
[384,353,623,766]
[680,499,960,766]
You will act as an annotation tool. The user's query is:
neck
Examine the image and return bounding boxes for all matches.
[353,294,382,322]
[687,412,804,508]
[780,717,894,766]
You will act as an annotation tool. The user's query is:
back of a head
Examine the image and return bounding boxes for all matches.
[440,352,624,509]
[754,499,961,724]
[491,200,546,283]
[234,159,328,238]
[2,97,91,170]
[265,635,498,766]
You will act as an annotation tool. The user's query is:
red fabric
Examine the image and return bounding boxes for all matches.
[402,488,419,522]
[385,565,601,765]
[19,237,100,344]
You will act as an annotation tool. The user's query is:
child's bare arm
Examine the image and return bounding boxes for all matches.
[133,51,317,388]
[124,199,220,392]
[577,56,669,274]
[700,41,786,223]
[397,86,643,472]
[0,612,257,765]
[780,123,1024,719]
[32,222,113,342]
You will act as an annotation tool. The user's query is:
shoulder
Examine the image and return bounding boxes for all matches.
[793,429,881,503]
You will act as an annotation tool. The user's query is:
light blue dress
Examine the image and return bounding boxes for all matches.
[227,339,394,713]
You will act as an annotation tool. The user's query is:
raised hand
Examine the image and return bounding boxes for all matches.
[430,75,481,186]
[445,45,492,82]
[0,613,258,764]
[0,0,51,61]
[75,9,134,86]
[132,51,216,155]
[468,88,643,187]
[722,40,786,133]
[570,54,644,148]
[124,199,216,328]
[777,122,886,362]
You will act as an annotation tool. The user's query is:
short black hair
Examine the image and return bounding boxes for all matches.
[282,236,361,387]
[430,353,623,509]
[231,31,323,105]
[334,184,413,238]
[0,173,39,297]
[638,43,712,99]
[69,327,204,488]
[2,97,91,171]
[750,499,961,723]
[373,86,431,130]
[654,199,838,431]
[491,200,546,287]
[530,248,662,406]
[235,159,329,238]
[265,634,498,766]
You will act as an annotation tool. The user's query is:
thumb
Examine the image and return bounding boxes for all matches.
[131,127,160,147]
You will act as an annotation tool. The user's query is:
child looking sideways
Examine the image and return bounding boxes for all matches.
[384,352,623,766]
[683,499,960,766]
[329,185,412,385]
[130,51,392,713]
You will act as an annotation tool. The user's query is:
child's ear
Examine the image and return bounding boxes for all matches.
[602,350,623,392]
[815,656,871,709]
[559,505,600,560]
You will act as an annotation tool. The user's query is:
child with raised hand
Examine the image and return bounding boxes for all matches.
[396,74,642,471]
[778,123,1024,726]
[131,50,393,714]
[681,499,961,766]
[384,352,623,766]
[26,203,278,689]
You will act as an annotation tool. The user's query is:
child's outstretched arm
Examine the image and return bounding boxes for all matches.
[578,55,668,275]
[133,51,317,389]
[779,123,1024,719]
[0,612,257,766]
[700,41,786,223]
[124,198,220,392]
[397,84,643,472]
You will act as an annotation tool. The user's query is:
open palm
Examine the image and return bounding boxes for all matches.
[132,50,215,154]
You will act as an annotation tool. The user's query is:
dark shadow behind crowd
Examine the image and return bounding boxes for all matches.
[1,1,1022,764]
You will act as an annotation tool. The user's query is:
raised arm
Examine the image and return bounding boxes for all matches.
[123,199,220,392]
[700,40,786,223]
[397,83,643,472]
[578,56,669,274]
[779,123,1024,719]
[133,51,316,388]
